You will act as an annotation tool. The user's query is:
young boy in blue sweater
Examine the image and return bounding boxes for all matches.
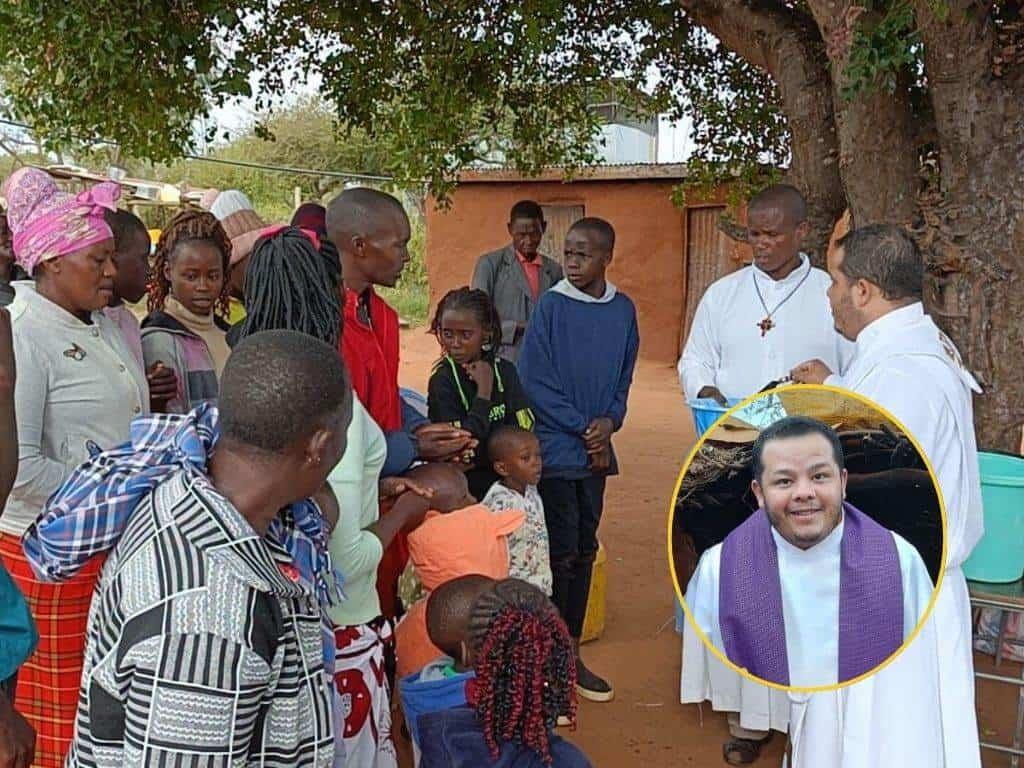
[517,217,639,703]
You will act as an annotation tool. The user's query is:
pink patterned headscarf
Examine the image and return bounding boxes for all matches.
[1,167,120,274]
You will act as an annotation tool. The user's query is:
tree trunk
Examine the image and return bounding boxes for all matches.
[679,0,845,262]
[911,1,1024,450]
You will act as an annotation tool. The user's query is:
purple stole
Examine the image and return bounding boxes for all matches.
[718,502,903,686]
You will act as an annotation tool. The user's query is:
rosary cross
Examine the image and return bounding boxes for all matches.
[758,316,775,336]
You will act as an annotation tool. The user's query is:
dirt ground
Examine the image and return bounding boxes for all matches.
[396,327,1020,768]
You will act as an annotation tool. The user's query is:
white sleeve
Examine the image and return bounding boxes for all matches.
[892,532,936,639]
[678,290,721,401]
[683,544,722,648]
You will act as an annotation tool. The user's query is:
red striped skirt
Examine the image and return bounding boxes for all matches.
[0,532,104,767]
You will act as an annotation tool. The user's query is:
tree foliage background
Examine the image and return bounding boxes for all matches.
[0,0,1021,446]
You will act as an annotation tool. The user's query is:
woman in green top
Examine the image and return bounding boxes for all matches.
[427,287,535,500]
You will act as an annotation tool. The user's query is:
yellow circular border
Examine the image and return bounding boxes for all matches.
[667,382,949,693]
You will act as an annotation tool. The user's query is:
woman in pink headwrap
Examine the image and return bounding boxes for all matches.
[0,167,149,767]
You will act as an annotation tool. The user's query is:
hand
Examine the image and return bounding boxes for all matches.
[0,309,14,396]
[583,417,614,454]
[790,359,833,385]
[0,690,35,768]
[444,443,478,468]
[589,445,611,472]
[414,423,474,460]
[697,386,728,406]
[146,362,178,410]
[462,361,494,399]
[393,491,431,532]
[380,476,435,501]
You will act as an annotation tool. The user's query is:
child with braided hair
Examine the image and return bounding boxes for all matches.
[428,286,535,500]
[417,578,592,767]
[141,209,233,413]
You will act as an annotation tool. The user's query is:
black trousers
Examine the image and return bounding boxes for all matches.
[538,476,606,638]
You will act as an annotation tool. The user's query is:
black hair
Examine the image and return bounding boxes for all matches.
[509,200,545,223]
[104,208,150,250]
[234,227,342,348]
[326,187,406,246]
[219,329,351,453]
[487,424,537,463]
[751,416,845,482]
[429,286,502,360]
[748,184,808,224]
[425,574,496,658]
[568,216,616,251]
[836,223,923,302]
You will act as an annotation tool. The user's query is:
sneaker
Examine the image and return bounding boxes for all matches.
[575,657,614,702]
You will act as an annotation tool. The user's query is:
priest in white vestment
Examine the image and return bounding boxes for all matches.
[679,184,852,764]
[685,416,934,690]
[792,223,983,767]
[677,186,852,404]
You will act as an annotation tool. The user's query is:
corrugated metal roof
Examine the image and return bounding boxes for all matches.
[457,162,690,183]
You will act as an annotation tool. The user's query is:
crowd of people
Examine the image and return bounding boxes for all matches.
[0,168,638,768]
[0,164,989,768]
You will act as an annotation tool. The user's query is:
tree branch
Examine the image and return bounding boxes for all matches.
[803,0,920,224]
[912,0,999,192]
[678,0,846,260]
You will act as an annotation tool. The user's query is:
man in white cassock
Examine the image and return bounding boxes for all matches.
[679,184,852,765]
[685,416,934,692]
[677,184,852,405]
[792,223,984,767]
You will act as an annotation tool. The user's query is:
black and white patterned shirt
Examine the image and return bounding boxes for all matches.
[68,472,334,768]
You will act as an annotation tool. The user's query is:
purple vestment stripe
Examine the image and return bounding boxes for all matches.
[719,502,903,686]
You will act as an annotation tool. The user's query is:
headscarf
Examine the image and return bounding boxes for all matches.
[291,202,327,237]
[1,167,120,274]
[209,189,268,266]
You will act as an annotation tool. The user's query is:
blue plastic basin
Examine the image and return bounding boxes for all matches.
[963,452,1024,583]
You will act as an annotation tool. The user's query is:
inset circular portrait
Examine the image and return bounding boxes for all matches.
[670,384,945,691]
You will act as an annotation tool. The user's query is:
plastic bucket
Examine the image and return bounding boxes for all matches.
[688,398,742,437]
[963,452,1024,583]
[581,540,607,644]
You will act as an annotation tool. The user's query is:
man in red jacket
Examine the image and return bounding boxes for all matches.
[326,188,475,617]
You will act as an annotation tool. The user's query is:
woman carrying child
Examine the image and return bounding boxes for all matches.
[427,287,535,500]
[141,210,232,413]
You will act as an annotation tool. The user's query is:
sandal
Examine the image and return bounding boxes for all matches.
[723,733,772,765]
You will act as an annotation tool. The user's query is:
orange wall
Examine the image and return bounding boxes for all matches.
[425,180,699,364]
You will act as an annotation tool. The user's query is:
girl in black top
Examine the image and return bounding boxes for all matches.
[428,287,535,499]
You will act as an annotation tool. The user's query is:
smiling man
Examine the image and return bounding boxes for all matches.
[683,416,933,690]
[677,185,851,404]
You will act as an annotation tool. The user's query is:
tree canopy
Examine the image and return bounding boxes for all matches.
[1,0,1022,446]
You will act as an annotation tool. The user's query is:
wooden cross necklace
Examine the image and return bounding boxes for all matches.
[753,259,812,336]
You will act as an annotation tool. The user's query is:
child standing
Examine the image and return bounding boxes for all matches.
[517,217,639,704]
[428,287,535,500]
[482,426,552,596]
[141,210,233,413]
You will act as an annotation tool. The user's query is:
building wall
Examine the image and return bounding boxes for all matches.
[425,178,737,365]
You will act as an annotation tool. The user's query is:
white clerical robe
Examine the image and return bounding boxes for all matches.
[684,518,933,689]
[678,256,854,400]
[791,302,984,768]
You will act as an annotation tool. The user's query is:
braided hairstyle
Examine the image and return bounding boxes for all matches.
[148,209,233,317]
[429,286,502,360]
[233,227,342,347]
[468,578,577,765]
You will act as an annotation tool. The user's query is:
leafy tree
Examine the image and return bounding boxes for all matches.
[0,0,1021,446]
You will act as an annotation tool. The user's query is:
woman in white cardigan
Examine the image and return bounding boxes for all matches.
[0,168,147,767]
